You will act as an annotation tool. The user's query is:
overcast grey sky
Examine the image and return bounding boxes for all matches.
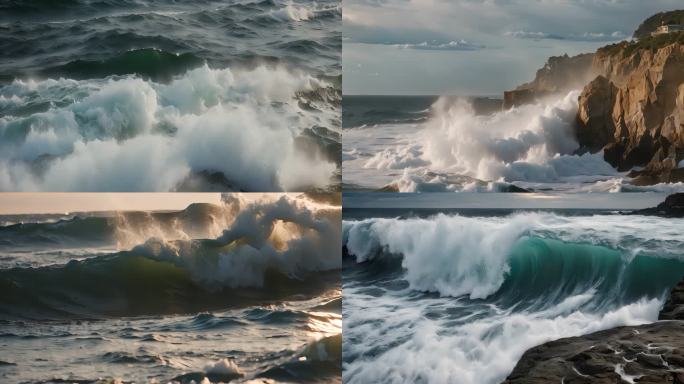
[343,0,683,95]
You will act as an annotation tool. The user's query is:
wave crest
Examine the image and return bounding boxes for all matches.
[344,213,684,299]
[0,65,339,191]
[0,197,341,319]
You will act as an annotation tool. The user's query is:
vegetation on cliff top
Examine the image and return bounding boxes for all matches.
[598,30,684,58]
[633,10,684,39]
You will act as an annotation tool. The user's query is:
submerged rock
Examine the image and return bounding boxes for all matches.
[661,278,684,320]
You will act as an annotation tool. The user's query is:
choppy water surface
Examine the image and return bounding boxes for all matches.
[0,0,341,191]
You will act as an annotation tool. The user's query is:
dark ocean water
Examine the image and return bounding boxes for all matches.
[0,201,342,383]
[342,95,501,129]
[0,0,341,192]
[342,209,684,383]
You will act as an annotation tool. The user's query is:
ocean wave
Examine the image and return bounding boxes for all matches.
[0,64,340,191]
[0,197,342,319]
[343,92,683,192]
[256,333,342,383]
[343,213,684,384]
[0,202,236,250]
[171,334,341,383]
[343,290,660,384]
[41,48,204,82]
[343,213,684,300]
[409,91,617,183]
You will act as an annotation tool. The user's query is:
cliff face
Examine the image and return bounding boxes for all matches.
[503,53,595,109]
[577,40,684,183]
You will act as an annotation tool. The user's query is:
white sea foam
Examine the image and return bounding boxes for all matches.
[343,291,661,384]
[340,92,683,192]
[140,196,341,289]
[0,65,338,191]
[268,1,339,22]
[204,358,243,378]
[343,213,684,298]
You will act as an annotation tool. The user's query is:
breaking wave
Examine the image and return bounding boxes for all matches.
[343,213,684,299]
[342,213,684,384]
[0,65,340,191]
[0,197,341,319]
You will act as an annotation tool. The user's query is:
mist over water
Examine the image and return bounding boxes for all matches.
[342,211,684,384]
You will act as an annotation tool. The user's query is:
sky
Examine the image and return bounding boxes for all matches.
[343,0,683,95]
[343,192,668,210]
[0,193,223,214]
[0,193,319,215]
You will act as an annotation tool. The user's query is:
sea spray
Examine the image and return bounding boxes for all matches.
[342,92,641,192]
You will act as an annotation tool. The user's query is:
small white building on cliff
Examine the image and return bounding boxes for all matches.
[652,23,684,36]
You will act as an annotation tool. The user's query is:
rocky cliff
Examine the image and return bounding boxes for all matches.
[503,16,684,185]
[628,192,684,217]
[577,35,684,184]
[503,53,595,109]
[503,276,684,384]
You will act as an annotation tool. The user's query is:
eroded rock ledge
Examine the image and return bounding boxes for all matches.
[503,279,684,384]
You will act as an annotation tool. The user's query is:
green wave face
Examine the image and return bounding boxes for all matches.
[0,249,337,320]
[43,49,205,82]
[0,253,198,319]
[498,237,684,310]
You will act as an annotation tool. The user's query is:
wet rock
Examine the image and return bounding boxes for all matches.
[503,322,684,384]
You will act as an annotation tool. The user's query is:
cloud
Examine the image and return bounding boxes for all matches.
[394,40,485,51]
[343,0,684,94]
[505,30,628,42]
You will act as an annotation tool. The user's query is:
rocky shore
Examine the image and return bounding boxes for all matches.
[504,10,684,185]
[628,193,684,218]
[503,278,684,384]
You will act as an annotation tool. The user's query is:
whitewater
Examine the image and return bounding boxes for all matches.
[0,0,342,191]
[342,210,684,384]
[342,92,684,193]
